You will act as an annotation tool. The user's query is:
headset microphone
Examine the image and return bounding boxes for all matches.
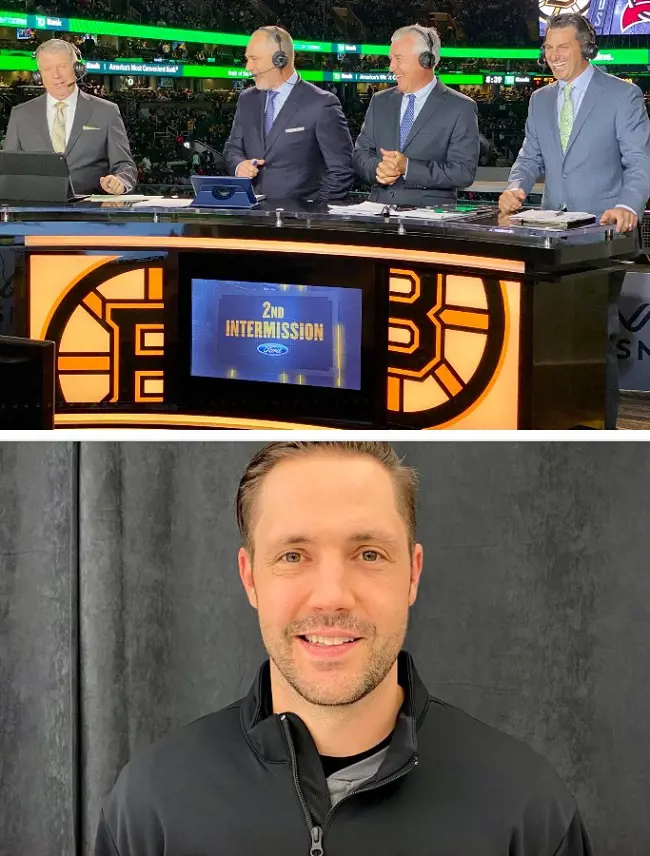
[250,66,277,78]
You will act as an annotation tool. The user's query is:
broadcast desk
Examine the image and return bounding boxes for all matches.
[0,200,638,430]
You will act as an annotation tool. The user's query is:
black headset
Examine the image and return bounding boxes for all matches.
[418,28,437,69]
[32,41,87,85]
[260,26,289,69]
[538,14,598,68]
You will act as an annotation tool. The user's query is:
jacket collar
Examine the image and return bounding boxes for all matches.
[241,649,430,771]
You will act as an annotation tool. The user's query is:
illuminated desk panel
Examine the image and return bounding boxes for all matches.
[2,202,636,429]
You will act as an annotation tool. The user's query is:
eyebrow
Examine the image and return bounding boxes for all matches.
[271,531,401,549]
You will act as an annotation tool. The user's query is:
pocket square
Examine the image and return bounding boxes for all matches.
[285,126,305,133]
[83,125,100,131]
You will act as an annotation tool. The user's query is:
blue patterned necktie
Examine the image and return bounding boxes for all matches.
[265,90,278,135]
[399,93,416,150]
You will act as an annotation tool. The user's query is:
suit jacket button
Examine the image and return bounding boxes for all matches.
[562,173,567,178]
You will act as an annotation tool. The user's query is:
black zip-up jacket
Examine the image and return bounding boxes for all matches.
[95,651,593,856]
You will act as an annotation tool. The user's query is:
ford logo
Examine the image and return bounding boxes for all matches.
[257,342,288,356]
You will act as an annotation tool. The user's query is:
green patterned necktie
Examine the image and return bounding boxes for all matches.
[559,83,573,153]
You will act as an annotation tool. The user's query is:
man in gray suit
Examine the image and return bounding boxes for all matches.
[352,25,479,206]
[223,26,353,202]
[499,14,650,231]
[499,14,650,428]
[3,39,137,195]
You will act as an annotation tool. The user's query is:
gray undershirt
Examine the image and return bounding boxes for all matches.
[326,746,389,806]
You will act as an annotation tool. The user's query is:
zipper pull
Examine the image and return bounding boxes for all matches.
[310,826,324,856]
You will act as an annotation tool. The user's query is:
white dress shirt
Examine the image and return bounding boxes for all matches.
[265,70,299,120]
[399,76,437,126]
[556,63,594,124]
[46,86,79,147]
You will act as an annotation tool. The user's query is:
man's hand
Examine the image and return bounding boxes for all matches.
[100,175,126,195]
[600,206,638,233]
[380,148,408,176]
[498,187,526,214]
[376,160,400,186]
[236,159,265,179]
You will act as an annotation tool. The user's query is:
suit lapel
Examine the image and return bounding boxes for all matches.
[388,87,401,152]
[544,81,563,161]
[264,81,306,154]
[35,95,53,150]
[403,81,447,150]
[562,69,603,160]
[65,90,93,155]
[252,88,265,154]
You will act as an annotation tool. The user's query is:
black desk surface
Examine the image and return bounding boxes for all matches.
[0,199,638,273]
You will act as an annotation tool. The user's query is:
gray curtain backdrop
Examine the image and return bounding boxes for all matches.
[1,442,649,856]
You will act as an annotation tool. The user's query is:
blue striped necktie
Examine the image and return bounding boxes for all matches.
[400,93,416,150]
[265,90,278,135]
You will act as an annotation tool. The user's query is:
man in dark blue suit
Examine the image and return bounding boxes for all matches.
[223,26,354,202]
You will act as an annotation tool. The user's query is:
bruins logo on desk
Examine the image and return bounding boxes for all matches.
[387,268,509,428]
[28,255,165,405]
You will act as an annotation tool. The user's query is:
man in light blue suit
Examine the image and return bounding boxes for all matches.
[499,13,650,428]
[499,14,650,232]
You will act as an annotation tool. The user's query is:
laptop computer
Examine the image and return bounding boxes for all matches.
[0,151,78,203]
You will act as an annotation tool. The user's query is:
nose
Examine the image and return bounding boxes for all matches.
[306,556,357,613]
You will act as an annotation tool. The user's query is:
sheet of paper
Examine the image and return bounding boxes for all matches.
[132,197,194,208]
[396,208,470,221]
[327,201,387,215]
[87,194,165,202]
[510,209,595,225]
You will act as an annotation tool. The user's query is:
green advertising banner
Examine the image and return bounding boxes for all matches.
[1,10,648,63]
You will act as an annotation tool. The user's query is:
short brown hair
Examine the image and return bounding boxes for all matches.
[236,441,418,554]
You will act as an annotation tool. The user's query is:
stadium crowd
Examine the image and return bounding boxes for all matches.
[0,73,534,193]
[7,0,537,44]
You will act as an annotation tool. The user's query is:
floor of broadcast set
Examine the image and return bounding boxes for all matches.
[1,0,650,430]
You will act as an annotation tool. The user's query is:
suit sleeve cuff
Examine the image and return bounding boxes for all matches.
[616,204,637,215]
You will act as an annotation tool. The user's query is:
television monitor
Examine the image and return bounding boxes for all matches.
[173,250,386,427]
[538,0,650,36]
[191,279,363,389]
[16,28,35,39]
[0,335,55,429]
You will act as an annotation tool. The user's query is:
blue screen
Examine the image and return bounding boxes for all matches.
[191,280,363,390]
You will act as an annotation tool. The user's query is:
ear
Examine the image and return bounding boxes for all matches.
[408,543,424,607]
[238,547,258,609]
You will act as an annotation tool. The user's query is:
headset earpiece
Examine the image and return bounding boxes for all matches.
[418,29,436,69]
[266,27,289,69]
[581,30,599,60]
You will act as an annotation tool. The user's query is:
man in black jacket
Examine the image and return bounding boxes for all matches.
[95,441,592,856]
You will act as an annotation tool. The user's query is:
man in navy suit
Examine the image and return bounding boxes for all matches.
[223,27,354,202]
